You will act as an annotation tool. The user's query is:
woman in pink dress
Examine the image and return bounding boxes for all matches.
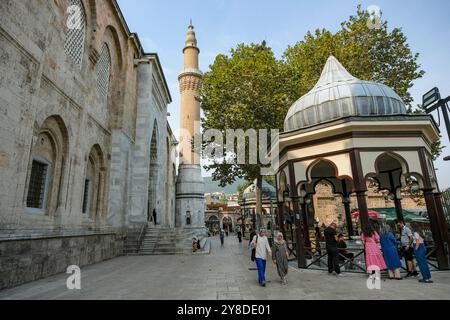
[361,223,387,274]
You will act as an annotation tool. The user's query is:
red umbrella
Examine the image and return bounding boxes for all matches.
[351,210,381,220]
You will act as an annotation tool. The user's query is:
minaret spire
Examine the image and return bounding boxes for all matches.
[175,23,205,230]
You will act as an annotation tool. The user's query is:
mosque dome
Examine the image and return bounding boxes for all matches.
[243,179,276,200]
[284,55,407,132]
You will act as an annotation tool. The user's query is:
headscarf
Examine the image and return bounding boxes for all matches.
[381,225,391,236]
[274,232,285,245]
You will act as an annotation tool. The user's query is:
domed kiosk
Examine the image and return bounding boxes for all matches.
[275,56,450,269]
[240,179,277,235]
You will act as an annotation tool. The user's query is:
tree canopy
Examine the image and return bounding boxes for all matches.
[201,5,431,189]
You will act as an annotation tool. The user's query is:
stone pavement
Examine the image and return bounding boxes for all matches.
[1,235,450,300]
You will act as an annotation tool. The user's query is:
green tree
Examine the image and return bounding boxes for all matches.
[201,41,287,215]
[282,5,424,109]
[201,6,435,213]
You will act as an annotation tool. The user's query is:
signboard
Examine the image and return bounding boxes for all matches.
[422,87,441,110]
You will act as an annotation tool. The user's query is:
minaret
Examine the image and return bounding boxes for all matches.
[178,20,202,165]
[175,22,205,230]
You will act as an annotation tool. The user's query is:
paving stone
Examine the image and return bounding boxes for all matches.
[1,236,450,300]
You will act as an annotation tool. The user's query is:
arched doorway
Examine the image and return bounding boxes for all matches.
[222,216,233,233]
[206,215,220,233]
[148,121,158,224]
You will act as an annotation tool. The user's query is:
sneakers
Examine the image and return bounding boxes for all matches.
[335,273,344,277]
[419,279,433,283]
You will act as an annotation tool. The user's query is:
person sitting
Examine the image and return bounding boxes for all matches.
[192,238,199,252]
[337,234,354,268]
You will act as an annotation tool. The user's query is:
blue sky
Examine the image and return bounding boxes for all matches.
[117,0,450,188]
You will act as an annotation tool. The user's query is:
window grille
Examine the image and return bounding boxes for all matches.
[97,43,111,98]
[82,179,90,214]
[64,0,86,68]
[26,160,49,209]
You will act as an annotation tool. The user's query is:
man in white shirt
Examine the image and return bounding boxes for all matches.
[251,228,272,286]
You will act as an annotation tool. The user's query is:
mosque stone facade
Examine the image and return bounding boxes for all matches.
[0,0,178,289]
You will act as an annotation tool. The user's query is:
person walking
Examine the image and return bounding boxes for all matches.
[411,223,433,283]
[396,220,419,278]
[324,222,342,276]
[361,223,387,277]
[272,232,289,285]
[219,229,225,247]
[237,229,242,243]
[380,225,402,280]
[251,228,272,286]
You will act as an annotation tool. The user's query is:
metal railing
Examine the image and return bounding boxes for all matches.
[137,222,148,252]
[303,240,367,273]
[298,239,440,273]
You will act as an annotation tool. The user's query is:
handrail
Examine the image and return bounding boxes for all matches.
[137,222,147,252]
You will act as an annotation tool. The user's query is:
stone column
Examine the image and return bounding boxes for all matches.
[128,60,153,225]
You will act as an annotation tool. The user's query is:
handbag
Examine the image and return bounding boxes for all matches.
[251,236,258,262]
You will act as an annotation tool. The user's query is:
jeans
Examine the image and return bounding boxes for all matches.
[327,247,341,274]
[414,243,431,280]
[255,258,267,284]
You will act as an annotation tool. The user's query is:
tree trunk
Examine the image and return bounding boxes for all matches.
[255,175,263,230]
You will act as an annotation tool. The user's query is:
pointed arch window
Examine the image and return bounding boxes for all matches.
[64,0,86,68]
[97,43,111,98]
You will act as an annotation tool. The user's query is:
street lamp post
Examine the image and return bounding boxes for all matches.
[269,196,276,243]
[422,87,450,161]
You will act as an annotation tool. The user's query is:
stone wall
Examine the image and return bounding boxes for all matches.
[0,0,174,233]
[313,182,426,226]
[0,0,176,290]
[0,233,123,290]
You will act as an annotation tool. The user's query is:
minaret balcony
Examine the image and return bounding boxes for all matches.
[178,68,203,79]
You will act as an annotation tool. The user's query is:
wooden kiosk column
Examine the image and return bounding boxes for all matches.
[277,201,287,240]
[350,149,370,229]
[433,192,450,259]
[288,161,307,268]
[419,148,449,270]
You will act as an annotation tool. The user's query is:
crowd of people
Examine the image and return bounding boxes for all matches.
[322,220,433,283]
[211,217,435,287]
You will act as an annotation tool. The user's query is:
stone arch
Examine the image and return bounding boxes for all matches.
[25,115,69,217]
[305,158,352,184]
[366,151,425,198]
[82,144,105,222]
[148,120,159,224]
[222,216,233,232]
[102,25,123,69]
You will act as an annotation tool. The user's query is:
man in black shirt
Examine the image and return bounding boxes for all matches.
[324,222,342,276]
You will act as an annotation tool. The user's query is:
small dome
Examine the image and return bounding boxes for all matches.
[284,56,407,131]
[243,179,276,200]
